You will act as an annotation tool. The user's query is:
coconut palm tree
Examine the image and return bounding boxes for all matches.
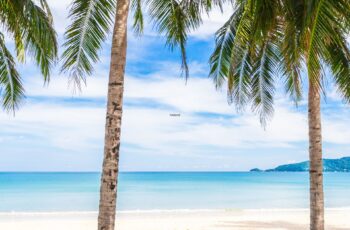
[0,0,57,111]
[61,0,226,229]
[209,0,350,229]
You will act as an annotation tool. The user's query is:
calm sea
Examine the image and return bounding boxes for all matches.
[0,172,349,212]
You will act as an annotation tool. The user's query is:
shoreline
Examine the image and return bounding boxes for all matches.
[1,208,350,230]
[1,206,350,214]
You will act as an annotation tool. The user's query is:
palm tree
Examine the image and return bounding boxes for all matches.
[0,0,57,111]
[209,0,350,229]
[61,0,226,229]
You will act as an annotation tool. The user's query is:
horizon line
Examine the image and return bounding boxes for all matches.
[0,170,257,173]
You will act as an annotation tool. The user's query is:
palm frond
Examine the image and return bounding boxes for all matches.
[0,1,27,63]
[210,0,256,111]
[147,0,204,79]
[0,0,57,112]
[210,0,282,123]
[131,0,144,35]
[61,0,115,89]
[39,0,53,23]
[19,0,58,82]
[303,0,350,94]
[0,33,24,112]
[324,32,350,103]
[246,1,282,125]
[279,1,304,103]
[0,0,57,77]
[249,0,280,40]
[250,41,278,127]
[304,0,332,90]
[227,44,252,110]
[209,4,245,89]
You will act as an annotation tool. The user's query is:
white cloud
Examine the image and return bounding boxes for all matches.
[24,61,232,114]
[19,64,350,152]
[48,0,71,34]
[25,76,108,98]
[3,69,350,170]
[189,4,234,39]
[323,114,350,144]
[0,104,105,152]
[125,75,233,114]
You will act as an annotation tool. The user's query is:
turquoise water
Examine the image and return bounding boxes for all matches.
[0,172,349,212]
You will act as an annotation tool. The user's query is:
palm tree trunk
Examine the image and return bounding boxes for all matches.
[97,0,130,229]
[308,81,324,230]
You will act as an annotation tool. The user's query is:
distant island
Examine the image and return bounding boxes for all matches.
[250,157,350,172]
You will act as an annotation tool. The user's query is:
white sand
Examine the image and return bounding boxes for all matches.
[1,209,349,230]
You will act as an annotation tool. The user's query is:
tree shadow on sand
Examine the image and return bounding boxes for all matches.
[214,221,348,230]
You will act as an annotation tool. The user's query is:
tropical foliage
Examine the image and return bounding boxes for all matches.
[210,0,350,125]
[0,0,57,111]
[209,0,350,229]
[61,0,228,83]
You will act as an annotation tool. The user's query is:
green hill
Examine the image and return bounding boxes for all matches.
[250,157,350,172]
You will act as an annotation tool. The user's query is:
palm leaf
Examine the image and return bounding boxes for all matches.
[61,0,115,89]
[210,0,254,110]
[209,4,245,89]
[227,45,252,110]
[304,0,350,92]
[324,32,350,103]
[131,0,144,35]
[250,41,278,127]
[0,33,24,112]
[0,0,26,62]
[305,0,332,89]
[0,0,56,112]
[39,0,53,23]
[147,0,206,79]
[279,1,304,103]
[19,0,58,81]
[0,0,57,77]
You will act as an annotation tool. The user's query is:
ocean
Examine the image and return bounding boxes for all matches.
[0,172,349,212]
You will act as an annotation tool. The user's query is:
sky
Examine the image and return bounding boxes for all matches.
[1,1,350,172]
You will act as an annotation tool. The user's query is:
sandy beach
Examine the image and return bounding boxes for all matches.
[1,209,349,230]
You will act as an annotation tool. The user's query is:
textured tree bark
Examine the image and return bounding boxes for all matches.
[308,81,324,230]
[97,0,129,229]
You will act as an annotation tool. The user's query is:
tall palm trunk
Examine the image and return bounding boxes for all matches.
[308,80,324,230]
[97,0,130,229]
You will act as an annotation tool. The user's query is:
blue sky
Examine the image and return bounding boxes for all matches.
[1,1,350,172]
